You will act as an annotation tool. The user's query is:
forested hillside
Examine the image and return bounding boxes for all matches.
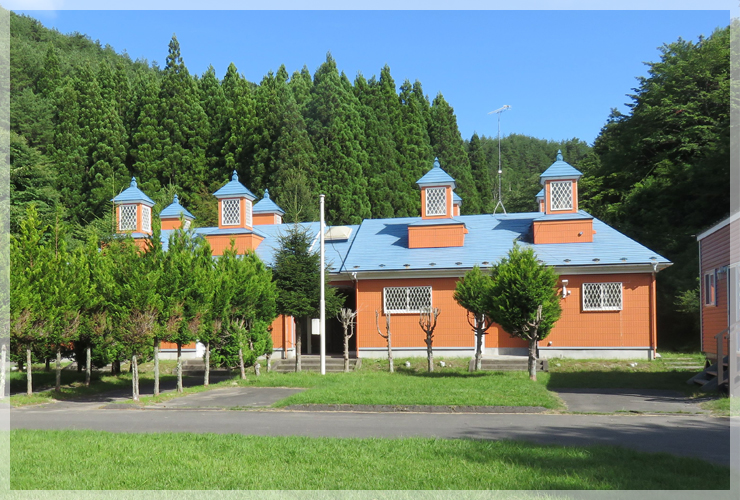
[10,12,589,235]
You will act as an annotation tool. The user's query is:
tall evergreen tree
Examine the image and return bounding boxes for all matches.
[306,54,370,224]
[36,45,60,97]
[468,132,493,212]
[429,93,480,214]
[198,65,230,183]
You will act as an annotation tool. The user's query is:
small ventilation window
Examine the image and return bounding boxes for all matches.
[704,271,716,306]
[550,181,573,211]
[119,205,137,231]
[425,187,447,216]
[141,206,151,233]
[222,199,241,226]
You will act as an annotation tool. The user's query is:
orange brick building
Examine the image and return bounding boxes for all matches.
[113,152,672,361]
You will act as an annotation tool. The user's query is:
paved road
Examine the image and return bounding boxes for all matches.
[11,403,732,466]
[554,388,710,414]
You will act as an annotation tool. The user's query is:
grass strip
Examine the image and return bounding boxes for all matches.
[10,430,729,490]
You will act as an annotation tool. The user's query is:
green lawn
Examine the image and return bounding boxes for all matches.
[10,430,729,490]
[224,357,563,409]
[545,357,706,394]
[701,396,739,417]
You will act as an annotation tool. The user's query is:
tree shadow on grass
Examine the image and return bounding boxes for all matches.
[546,370,701,394]
[394,367,499,379]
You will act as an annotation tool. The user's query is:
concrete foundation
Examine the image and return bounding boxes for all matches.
[538,348,653,360]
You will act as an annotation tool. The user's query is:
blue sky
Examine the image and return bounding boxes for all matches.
[16,9,730,145]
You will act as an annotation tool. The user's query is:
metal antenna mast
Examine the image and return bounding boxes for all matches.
[488,105,510,215]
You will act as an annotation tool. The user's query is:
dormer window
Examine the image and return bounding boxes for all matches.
[222,199,241,226]
[550,181,573,211]
[142,206,151,233]
[426,187,447,216]
[119,205,137,231]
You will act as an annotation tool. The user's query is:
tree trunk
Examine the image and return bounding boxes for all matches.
[44,357,50,372]
[55,349,61,391]
[343,331,349,373]
[295,321,302,372]
[528,338,538,381]
[153,338,160,396]
[204,341,210,387]
[111,359,120,375]
[1,344,7,399]
[426,337,433,373]
[238,348,246,379]
[266,352,272,373]
[131,354,139,402]
[176,343,183,393]
[386,315,393,374]
[254,362,260,376]
[85,346,91,387]
[26,348,32,396]
[475,319,484,371]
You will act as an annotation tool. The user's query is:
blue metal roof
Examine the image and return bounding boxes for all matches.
[452,192,462,204]
[339,212,669,273]
[534,210,592,222]
[539,150,583,184]
[112,178,155,206]
[416,159,456,188]
[213,171,257,200]
[253,189,285,215]
[159,194,195,220]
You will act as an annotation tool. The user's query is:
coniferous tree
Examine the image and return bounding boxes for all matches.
[156,35,209,193]
[198,65,230,183]
[468,133,493,212]
[429,93,480,214]
[306,54,370,225]
[36,45,60,97]
[222,63,258,181]
[289,65,313,113]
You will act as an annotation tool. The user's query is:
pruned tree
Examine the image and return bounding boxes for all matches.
[125,308,157,402]
[337,308,357,372]
[487,244,562,381]
[454,265,494,371]
[419,307,440,373]
[375,310,393,373]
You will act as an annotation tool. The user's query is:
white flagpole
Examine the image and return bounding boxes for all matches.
[320,194,326,375]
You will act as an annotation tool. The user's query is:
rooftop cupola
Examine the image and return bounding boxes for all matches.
[252,189,285,225]
[535,188,545,212]
[213,170,257,230]
[539,150,583,215]
[409,159,467,249]
[159,194,195,230]
[416,158,455,220]
[111,177,155,237]
[452,192,462,216]
[533,151,594,244]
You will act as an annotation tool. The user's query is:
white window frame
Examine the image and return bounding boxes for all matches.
[425,187,447,217]
[582,282,623,311]
[221,198,241,226]
[245,200,252,227]
[118,204,137,232]
[141,205,151,233]
[704,270,717,307]
[549,180,573,211]
[383,286,432,314]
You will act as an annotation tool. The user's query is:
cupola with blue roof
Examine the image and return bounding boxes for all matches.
[535,188,545,212]
[253,189,285,225]
[213,170,257,230]
[160,194,195,230]
[416,158,455,220]
[539,150,582,215]
[452,192,462,216]
[112,177,155,236]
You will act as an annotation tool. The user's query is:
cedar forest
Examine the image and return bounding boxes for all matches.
[9,12,731,350]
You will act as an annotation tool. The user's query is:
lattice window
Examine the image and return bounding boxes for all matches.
[141,206,151,233]
[425,187,447,216]
[222,199,241,226]
[245,200,252,227]
[582,282,622,311]
[383,286,432,314]
[119,204,137,232]
[550,181,573,211]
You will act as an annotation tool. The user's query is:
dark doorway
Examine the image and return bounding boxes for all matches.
[305,286,356,355]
